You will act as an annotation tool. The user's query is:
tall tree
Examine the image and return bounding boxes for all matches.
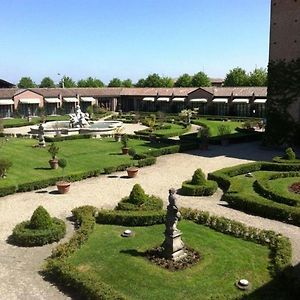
[39,77,55,88]
[122,79,133,87]
[18,77,36,88]
[77,77,104,87]
[60,76,76,88]
[108,77,122,87]
[191,72,211,87]
[143,73,163,87]
[174,73,192,87]
[160,76,174,87]
[135,78,146,87]
[248,68,268,86]
[224,67,249,86]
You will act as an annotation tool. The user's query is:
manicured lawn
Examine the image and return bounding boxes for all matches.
[0,137,170,189]
[67,221,273,300]
[265,176,300,204]
[2,115,70,127]
[193,118,243,136]
[137,122,189,137]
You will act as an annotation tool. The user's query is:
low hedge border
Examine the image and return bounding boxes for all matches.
[181,180,217,196]
[135,124,191,138]
[253,172,300,207]
[272,156,300,164]
[45,205,126,300]
[208,162,300,226]
[45,134,93,142]
[180,207,292,276]
[10,217,66,247]
[97,209,166,226]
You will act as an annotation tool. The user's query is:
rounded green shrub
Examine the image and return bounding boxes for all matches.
[128,184,147,206]
[182,168,217,196]
[285,147,296,160]
[191,169,206,185]
[29,206,52,229]
[115,184,163,211]
[11,206,66,246]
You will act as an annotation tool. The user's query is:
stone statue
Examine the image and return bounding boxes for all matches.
[69,105,90,128]
[162,188,186,261]
[38,123,46,148]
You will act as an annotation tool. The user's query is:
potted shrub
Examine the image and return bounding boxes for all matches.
[0,158,12,178]
[126,166,139,178]
[48,143,59,169]
[197,127,211,150]
[121,134,129,154]
[56,158,70,194]
[217,124,231,146]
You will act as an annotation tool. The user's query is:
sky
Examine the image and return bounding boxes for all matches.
[0,0,271,85]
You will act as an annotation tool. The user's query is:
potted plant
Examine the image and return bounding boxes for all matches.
[121,134,129,154]
[56,158,70,194]
[48,143,59,169]
[197,127,211,150]
[126,166,139,178]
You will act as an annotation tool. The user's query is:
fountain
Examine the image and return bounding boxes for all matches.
[30,105,123,136]
[69,105,90,128]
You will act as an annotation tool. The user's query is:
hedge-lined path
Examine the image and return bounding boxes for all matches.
[1,141,300,299]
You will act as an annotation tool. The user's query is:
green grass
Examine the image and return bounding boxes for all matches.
[67,221,273,300]
[152,123,189,137]
[0,137,170,188]
[193,118,243,136]
[267,177,300,203]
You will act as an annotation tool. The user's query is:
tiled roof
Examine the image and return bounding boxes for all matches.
[120,87,197,96]
[201,87,267,97]
[0,88,21,98]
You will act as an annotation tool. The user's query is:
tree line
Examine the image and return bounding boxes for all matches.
[17,67,267,89]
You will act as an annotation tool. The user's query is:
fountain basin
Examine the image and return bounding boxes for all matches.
[30,120,123,136]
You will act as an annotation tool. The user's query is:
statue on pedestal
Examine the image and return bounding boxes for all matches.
[162,188,187,261]
[38,123,46,148]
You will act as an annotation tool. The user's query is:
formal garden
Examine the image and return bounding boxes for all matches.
[0,111,299,300]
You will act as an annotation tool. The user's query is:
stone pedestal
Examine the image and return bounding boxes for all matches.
[162,188,187,261]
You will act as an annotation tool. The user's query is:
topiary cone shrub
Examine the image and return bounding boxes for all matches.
[10,206,66,246]
[29,206,53,229]
[285,147,296,160]
[115,183,163,211]
[181,168,218,196]
[191,169,206,185]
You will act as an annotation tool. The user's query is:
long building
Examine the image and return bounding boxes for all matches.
[0,87,267,118]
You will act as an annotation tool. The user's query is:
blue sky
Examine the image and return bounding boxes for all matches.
[0,0,270,84]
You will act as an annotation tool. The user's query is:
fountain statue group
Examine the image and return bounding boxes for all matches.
[69,105,90,128]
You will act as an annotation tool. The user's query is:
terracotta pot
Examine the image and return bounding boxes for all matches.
[122,147,129,155]
[126,167,138,178]
[49,159,59,169]
[56,181,71,194]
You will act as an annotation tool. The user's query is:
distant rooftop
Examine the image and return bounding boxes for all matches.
[0,79,15,88]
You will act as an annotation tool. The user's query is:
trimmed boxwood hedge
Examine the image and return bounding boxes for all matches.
[45,205,292,298]
[11,217,66,246]
[272,156,300,164]
[181,180,217,196]
[97,210,166,226]
[253,172,300,207]
[208,162,300,226]
[180,207,292,276]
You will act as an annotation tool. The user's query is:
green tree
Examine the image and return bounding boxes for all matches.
[224,67,249,86]
[144,73,163,87]
[108,77,122,87]
[191,72,211,87]
[122,78,133,87]
[77,77,104,87]
[18,77,36,88]
[135,78,146,87]
[39,77,55,88]
[248,68,267,86]
[59,76,76,88]
[174,73,192,87]
[160,76,174,87]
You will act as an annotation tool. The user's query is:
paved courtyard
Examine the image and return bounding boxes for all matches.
[0,140,299,299]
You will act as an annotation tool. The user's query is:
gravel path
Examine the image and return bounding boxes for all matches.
[1,141,300,299]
